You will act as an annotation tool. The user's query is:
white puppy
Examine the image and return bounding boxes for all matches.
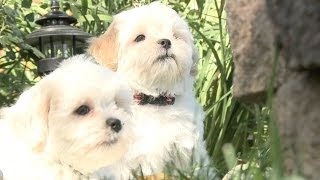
[0,55,132,180]
[89,2,215,179]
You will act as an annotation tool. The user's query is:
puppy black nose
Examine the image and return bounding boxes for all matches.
[106,118,122,132]
[157,39,171,49]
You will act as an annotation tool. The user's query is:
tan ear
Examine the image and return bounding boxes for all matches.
[6,79,51,152]
[190,44,199,76]
[87,21,120,71]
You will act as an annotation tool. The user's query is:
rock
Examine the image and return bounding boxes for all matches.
[274,71,320,179]
[266,0,320,69]
[227,0,320,178]
[226,0,286,102]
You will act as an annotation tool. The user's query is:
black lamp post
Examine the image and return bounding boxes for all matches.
[26,0,91,75]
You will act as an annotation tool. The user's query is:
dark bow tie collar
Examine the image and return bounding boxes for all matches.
[133,93,175,106]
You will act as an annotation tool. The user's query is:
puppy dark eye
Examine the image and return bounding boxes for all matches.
[74,105,91,115]
[134,34,145,42]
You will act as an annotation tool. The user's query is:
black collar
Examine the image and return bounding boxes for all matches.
[133,92,175,106]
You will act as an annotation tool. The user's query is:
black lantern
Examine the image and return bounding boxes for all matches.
[26,0,92,75]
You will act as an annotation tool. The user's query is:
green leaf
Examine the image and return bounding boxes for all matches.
[0,61,16,69]
[6,51,16,60]
[22,0,32,8]
[97,14,113,23]
[81,0,88,15]
[25,13,34,22]
[222,143,237,170]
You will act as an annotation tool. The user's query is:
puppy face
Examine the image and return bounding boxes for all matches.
[2,55,132,174]
[88,2,198,92]
[47,64,132,173]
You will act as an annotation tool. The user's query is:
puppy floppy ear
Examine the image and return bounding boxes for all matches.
[87,20,120,71]
[190,44,199,76]
[6,79,52,152]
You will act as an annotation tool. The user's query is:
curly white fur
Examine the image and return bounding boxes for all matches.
[89,2,215,179]
[0,55,132,180]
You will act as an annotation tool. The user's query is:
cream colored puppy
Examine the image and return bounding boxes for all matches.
[89,2,215,179]
[0,55,132,180]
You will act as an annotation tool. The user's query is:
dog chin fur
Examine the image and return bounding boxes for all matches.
[89,2,214,179]
[0,54,132,180]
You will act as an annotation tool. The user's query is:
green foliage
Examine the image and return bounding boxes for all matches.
[64,0,131,35]
[0,0,280,179]
[0,0,46,106]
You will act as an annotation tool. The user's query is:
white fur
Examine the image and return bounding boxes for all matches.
[89,2,214,179]
[115,3,194,96]
[0,55,132,180]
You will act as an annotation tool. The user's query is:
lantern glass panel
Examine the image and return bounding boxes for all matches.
[74,38,87,54]
[41,35,73,59]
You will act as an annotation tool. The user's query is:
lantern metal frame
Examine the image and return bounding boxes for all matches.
[26,0,91,75]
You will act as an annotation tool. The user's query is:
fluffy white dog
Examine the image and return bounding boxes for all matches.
[0,55,132,180]
[88,2,215,179]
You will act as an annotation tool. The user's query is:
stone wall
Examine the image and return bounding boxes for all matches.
[226,0,320,179]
